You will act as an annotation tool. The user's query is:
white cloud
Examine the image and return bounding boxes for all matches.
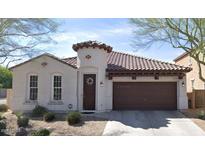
[51,24,134,47]
[53,34,77,42]
[104,27,133,35]
[53,31,100,43]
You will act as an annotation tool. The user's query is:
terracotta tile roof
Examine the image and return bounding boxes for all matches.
[62,51,191,72]
[72,41,113,53]
[62,57,77,67]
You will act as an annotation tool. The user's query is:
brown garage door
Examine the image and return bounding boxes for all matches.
[113,82,177,110]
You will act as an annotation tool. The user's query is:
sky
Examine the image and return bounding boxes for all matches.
[39,18,184,62]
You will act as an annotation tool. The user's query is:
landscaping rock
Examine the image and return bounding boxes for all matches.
[15,127,28,136]
[0,120,6,135]
[0,111,107,136]
[46,127,53,131]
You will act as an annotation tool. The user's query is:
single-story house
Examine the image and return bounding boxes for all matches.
[9,41,191,112]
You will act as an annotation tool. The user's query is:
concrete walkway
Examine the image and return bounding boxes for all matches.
[94,111,205,136]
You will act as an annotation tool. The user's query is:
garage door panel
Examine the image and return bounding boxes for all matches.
[113,82,177,110]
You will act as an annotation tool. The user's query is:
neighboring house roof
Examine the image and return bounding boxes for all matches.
[72,41,113,53]
[173,52,189,62]
[62,51,191,72]
[9,53,77,70]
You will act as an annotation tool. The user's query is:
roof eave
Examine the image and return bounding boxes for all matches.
[173,52,189,62]
[9,53,77,71]
[106,68,192,73]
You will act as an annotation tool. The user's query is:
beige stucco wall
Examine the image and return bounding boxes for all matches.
[77,47,188,110]
[77,48,108,111]
[11,55,77,112]
[175,55,205,92]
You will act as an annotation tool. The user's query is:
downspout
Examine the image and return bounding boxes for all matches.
[76,70,79,111]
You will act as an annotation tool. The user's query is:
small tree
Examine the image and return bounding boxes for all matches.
[130,18,205,81]
[0,19,58,67]
[0,65,12,88]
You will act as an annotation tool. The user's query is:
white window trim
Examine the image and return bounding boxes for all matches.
[51,73,63,103]
[27,73,38,103]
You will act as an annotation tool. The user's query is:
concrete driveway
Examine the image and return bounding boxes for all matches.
[95,111,205,136]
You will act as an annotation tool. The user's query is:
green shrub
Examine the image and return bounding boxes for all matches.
[0,120,6,132]
[0,66,12,88]
[198,110,205,120]
[14,112,23,118]
[0,115,5,120]
[43,112,55,122]
[0,104,8,112]
[32,105,47,117]
[67,112,81,125]
[17,116,29,127]
[0,113,4,120]
[31,129,50,136]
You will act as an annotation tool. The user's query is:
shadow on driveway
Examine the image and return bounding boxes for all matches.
[93,111,205,136]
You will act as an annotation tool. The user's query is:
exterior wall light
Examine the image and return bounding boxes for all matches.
[68,104,73,109]
[182,81,185,87]
[100,81,104,86]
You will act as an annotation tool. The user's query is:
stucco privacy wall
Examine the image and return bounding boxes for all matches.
[104,76,188,110]
[11,55,77,112]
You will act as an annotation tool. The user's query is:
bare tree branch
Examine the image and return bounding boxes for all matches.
[0,18,58,67]
[5,58,22,68]
[130,18,205,81]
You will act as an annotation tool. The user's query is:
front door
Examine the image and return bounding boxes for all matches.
[83,74,96,110]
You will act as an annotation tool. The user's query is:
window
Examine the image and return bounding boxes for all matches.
[29,75,38,100]
[53,75,62,100]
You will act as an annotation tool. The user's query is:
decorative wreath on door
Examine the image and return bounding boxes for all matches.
[86,77,94,85]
